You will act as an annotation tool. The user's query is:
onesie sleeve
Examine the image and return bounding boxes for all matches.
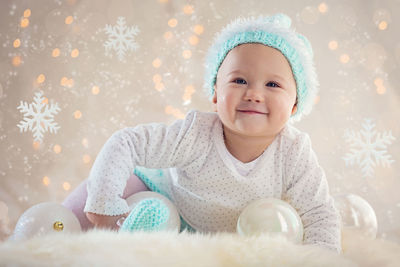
[283,133,342,253]
[84,110,206,216]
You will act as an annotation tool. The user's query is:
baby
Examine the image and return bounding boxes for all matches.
[63,13,342,253]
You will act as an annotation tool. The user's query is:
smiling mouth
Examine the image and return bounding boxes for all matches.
[237,110,268,115]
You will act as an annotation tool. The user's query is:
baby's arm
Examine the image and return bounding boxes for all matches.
[84,110,202,224]
[283,134,342,253]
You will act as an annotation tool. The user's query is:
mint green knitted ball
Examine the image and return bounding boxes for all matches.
[120,198,170,232]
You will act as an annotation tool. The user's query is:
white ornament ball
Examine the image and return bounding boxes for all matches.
[124,191,181,232]
[237,198,304,243]
[333,193,378,239]
[10,202,81,241]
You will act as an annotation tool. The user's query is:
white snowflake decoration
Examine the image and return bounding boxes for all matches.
[17,91,61,143]
[343,119,395,177]
[104,17,140,62]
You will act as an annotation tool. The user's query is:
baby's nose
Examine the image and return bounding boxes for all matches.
[244,88,263,102]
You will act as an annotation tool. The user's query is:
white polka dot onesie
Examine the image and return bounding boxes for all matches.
[84,110,342,253]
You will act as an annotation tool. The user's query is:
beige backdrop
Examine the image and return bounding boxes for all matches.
[0,0,399,243]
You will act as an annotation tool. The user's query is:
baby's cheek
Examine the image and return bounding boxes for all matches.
[218,95,233,114]
[269,97,292,119]
[218,94,228,103]
[277,94,294,108]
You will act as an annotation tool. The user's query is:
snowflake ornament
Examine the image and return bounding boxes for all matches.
[343,119,395,177]
[17,91,61,143]
[104,17,140,62]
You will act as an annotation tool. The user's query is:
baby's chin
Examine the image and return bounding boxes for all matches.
[226,124,275,138]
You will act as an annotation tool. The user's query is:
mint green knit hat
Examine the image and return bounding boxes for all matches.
[204,13,319,121]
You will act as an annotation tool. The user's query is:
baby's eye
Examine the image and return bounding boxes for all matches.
[266,81,280,88]
[233,78,247,84]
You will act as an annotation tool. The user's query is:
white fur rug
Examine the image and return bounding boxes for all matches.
[0,230,399,267]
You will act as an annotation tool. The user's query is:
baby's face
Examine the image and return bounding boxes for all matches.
[213,43,297,138]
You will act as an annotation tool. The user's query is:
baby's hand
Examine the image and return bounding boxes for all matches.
[86,212,129,230]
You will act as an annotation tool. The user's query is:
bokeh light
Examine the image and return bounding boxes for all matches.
[153,74,162,84]
[81,138,89,148]
[168,18,178,28]
[183,5,194,15]
[182,50,192,59]
[63,182,71,191]
[83,154,91,164]
[91,86,100,95]
[189,35,199,46]
[12,56,22,66]
[23,9,31,18]
[65,16,73,25]
[378,21,388,30]
[314,95,321,104]
[340,54,350,64]
[36,74,45,84]
[153,74,165,91]
[32,141,40,150]
[374,78,386,95]
[52,48,60,57]
[318,3,328,13]
[376,86,386,95]
[74,110,82,119]
[328,40,338,50]
[42,176,50,186]
[13,39,21,48]
[60,77,74,87]
[152,58,162,68]
[53,145,62,154]
[61,77,68,86]
[20,18,29,28]
[193,25,204,35]
[374,78,384,87]
[163,31,173,40]
[183,85,195,104]
[71,49,79,58]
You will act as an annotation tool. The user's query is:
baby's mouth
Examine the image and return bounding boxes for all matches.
[237,109,268,115]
